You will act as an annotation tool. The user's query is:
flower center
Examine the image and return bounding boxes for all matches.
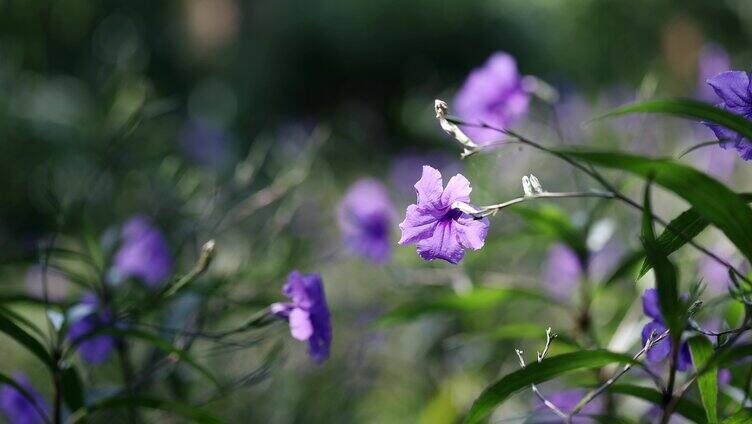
[440,208,462,222]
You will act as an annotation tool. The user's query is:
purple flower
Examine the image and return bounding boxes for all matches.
[535,390,603,423]
[641,289,692,371]
[0,372,49,424]
[179,119,230,166]
[703,71,752,160]
[337,179,396,263]
[114,215,172,287]
[544,244,583,300]
[398,166,489,264]
[67,293,116,364]
[697,44,731,102]
[271,271,332,363]
[454,52,530,144]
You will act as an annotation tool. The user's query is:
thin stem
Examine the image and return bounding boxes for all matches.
[516,328,569,420]
[467,191,616,218]
[660,338,682,424]
[447,117,750,284]
[568,329,670,418]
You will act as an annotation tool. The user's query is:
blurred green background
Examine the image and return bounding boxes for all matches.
[1,0,752,423]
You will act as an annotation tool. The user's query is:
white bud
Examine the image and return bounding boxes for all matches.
[47,311,64,331]
[451,201,481,215]
[434,99,478,151]
[522,176,533,197]
[529,174,543,194]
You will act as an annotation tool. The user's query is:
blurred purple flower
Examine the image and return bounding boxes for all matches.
[719,368,732,386]
[114,215,172,287]
[389,151,462,197]
[338,179,396,263]
[641,289,692,371]
[179,119,230,166]
[454,52,530,144]
[699,243,737,294]
[703,71,752,160]
[0,372,49,424]
[271,271,332,363]
[24,266,69,302]
[697,44,731,102]
[544,244,583,300]
[67,293,116,364]
[535,390,603,423]
[398,166,489,264]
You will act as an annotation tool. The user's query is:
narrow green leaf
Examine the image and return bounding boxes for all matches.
[688,336,718,423]
[604,250,644,286]
[61,366,85,413]
[606,384,706,422]
[706,344,752,374]
[599,99,752,142]
[0,372,51,424]
[722,409,752,424]
[639,194,752,277]
[463,350,637,424]
[75,396,225,424]
[563,150,752,265]
[640,180,681,336]
[0,312,55,371]
[378,287,551,326]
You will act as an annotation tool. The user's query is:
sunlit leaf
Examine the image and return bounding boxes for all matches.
[378,287,552,326]
[0,311,54,371]
[722,409,752,424]
[639,194,752,277]
[688,336,718,423]
[464,350,636,424]
[564,150,752,265]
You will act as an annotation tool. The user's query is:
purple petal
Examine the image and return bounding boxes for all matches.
[544,244,583,300]
[441,174,472,207]
[114,215,172,287]
[288,308,314,341]
[454,215,489,250]
[677,341,693,372]
[642,288,662,321]
[416,221,465,264]
[707,71,751,108]
[338,179,395,263]
[398,205,438,245]
[0,372,49,424]
[414,166,444,210]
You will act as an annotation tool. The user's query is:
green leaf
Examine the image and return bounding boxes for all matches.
[640,179,681,336]
[606,384,706,422]
[722,409,752,424]
[74,396,225,424]
[0,372,50,424]
[378,287,552,326]
[639,194,752,277]
[0,312,55,371]
[563,150,752,265]
[708,343,752,373]
[61,366,85,413]
[463,350,637,424]
[688,336,718,423]
[599,98,752,142]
